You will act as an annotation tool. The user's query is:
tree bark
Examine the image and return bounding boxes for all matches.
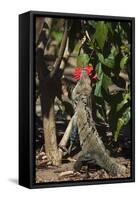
[42,91,60,165]
[36,19,70,165]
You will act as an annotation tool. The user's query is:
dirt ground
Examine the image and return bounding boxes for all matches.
[35,125,131,184]
[35,109,131,184]
[35,153,131,183]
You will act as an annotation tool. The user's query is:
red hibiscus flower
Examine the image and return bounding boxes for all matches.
[73,65,97,81]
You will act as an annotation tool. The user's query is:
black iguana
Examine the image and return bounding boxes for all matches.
[72,69,126,176]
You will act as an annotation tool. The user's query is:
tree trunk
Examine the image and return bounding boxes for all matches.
[36,50,61,165]
[38,72,61,165]
[42,92,61,165]
[36,19,69,166]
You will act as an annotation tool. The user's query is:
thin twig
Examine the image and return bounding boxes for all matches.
[50,20,69,78]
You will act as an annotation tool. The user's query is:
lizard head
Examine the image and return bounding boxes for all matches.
[72,69,92,101]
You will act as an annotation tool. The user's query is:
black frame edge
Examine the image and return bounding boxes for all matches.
[19,12,31,188]
[131,17,135,182]
[29,10,135,21]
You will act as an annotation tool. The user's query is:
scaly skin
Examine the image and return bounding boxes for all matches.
[72,70,126,176]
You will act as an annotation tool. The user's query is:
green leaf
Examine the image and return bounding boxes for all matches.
[104,45,118,68]
[98,53,105,63]
[94,21,108,49]
[94,74,103,97]
[96,63,102,78]
[102,73,111,91]
[106,22,113,35]
[96,109,105,121]
[88,20,96,28]
[95,63,103,97]
[95,64,102,96]
[111,45,119,57]
[77,54,90,67]
[51,31,63,43]
[104,57,115,68]
[116,91,130,112]
[114,107,131,141]
[120,56,128,69]
[114,118,124,141]
[95,63,111,96]
[98,46,118,69]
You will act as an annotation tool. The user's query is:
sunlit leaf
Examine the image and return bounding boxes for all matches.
[94,21,108,49]
[111,45,119,57]
[95,63,111,96]
[98,45,118,69]
[116,91,130,112]
[104,57,115,68]
[77,54,90,67]
[98,53,105,63]
[96,63,103,78]
[120,56,128,69]
[114,107,131,141]
[114,118,124,141]
[94,75,103,97]
[104,45,118,68]
[51,31,63,43]
[96,109,105,121]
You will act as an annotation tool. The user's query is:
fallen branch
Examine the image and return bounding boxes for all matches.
[58,170,81,178]
[58,115,75,157]
[58,171,74,177]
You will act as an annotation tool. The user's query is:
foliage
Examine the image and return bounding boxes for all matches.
[36,18,131,142]
[68,20,131,141]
